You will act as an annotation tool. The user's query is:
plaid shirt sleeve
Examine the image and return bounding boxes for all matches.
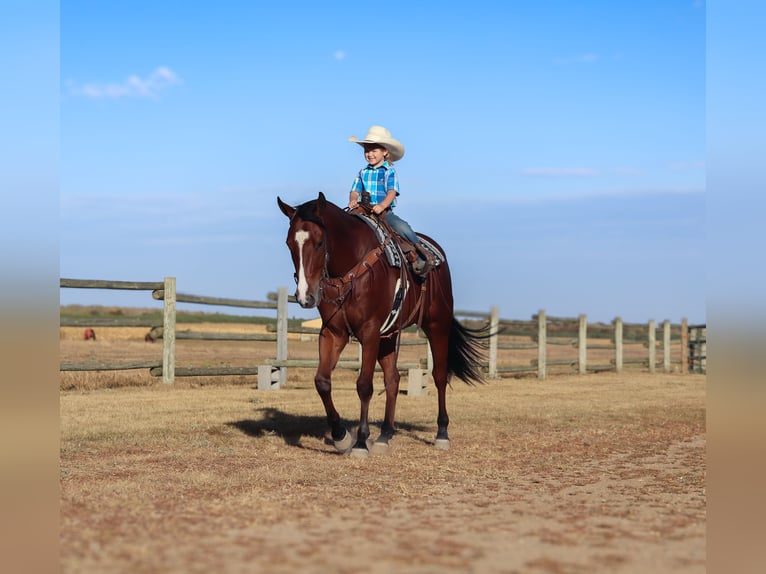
[385,165,399,207]
[350,169,363,194]
[385,166,399,193]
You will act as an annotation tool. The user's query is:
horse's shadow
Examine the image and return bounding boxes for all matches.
[228,407,432,451]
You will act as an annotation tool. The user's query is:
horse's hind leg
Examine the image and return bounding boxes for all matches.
[425,326,452,449]
[372,334,401,454]
[316,328,352,452]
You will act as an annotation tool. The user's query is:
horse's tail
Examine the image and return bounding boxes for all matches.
[447,318,489,385]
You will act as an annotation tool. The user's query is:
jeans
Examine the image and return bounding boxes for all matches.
[384,210,419,245]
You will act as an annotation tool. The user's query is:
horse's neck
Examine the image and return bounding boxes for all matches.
[324,208,378,276]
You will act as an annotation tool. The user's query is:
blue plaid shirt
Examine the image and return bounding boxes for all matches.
[350,161,398,207]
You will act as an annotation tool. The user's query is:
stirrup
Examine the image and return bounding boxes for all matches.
[414,244,436,271]
[414,242,432,261]
[411,257,432,278]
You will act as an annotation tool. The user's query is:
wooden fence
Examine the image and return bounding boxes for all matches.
[686,324,706,374]
[60,277,704,387]
[473,308,703,377]
[60,277,288,386]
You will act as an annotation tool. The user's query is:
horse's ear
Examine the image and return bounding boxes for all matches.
[277,196,295,218]
[317,191,326,209]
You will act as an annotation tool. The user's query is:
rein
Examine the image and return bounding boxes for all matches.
[319,209,430,338]
[321,205,392,308]
[321,245,385,306]
[318,244,385,337]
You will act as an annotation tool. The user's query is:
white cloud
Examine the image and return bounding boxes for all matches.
[68,66,181,99]
[669,160,705,170]
[520,167,599,177]
[520,166,643,177]
[483,185,705,205]
[608,166,643,176]
[555,53,599,65]
[334,50,346,60]
[574,52,599,63]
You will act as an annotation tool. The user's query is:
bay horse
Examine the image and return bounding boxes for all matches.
[278,192,486,457]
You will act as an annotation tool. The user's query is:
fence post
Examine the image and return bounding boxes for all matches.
[663,320,671,373]
[276,286,288,387]
[680,318,689,374]
[614,317,623,373]
[578,314,587,374]
[407,368,430,396]
[427,340,433,372]
[537,310,546,379]
[488,305,499,378]
[694,326,707,374]
[648,319,656,374]
[162,276,176,385]
[700,326,707,374]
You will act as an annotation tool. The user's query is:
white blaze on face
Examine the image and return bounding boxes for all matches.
[294,230,310,304]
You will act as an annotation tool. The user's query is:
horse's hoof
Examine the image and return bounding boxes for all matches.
[333,429,353,453]
[350,447,369,459]
[434,438,451,450]
[371,440,390,455]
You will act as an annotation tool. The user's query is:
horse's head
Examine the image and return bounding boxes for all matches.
[277,193,330,308]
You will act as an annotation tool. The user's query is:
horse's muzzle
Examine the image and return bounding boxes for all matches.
[295,288,319,309]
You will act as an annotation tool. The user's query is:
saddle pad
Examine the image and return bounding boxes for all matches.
[354,213,445,269]
[416,235,445,267]
[379,278,407,335]
[353,213,402,268]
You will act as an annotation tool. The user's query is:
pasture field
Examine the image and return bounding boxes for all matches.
[60,326,705,573]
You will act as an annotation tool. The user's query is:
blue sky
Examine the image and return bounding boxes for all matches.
[59,1,706,324]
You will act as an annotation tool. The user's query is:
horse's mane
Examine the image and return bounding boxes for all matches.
[294,200,325,228]
[295,197,364,232]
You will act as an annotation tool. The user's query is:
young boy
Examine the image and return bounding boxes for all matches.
[347,125,430,275]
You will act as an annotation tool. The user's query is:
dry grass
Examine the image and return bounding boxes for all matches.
[60,322,704,572]
[61,363,705,573]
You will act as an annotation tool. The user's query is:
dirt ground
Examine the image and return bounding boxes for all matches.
[60,326,705,573]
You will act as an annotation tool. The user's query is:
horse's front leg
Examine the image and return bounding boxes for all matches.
[350,336,381,458]
[315,327,352,452]
[372,334,400,454]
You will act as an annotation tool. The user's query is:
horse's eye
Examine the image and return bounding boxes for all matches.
[316,239,324,248]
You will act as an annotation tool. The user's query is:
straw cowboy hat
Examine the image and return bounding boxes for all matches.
[349,125,405,162]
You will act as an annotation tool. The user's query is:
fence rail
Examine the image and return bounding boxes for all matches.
[60,276,706,387]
